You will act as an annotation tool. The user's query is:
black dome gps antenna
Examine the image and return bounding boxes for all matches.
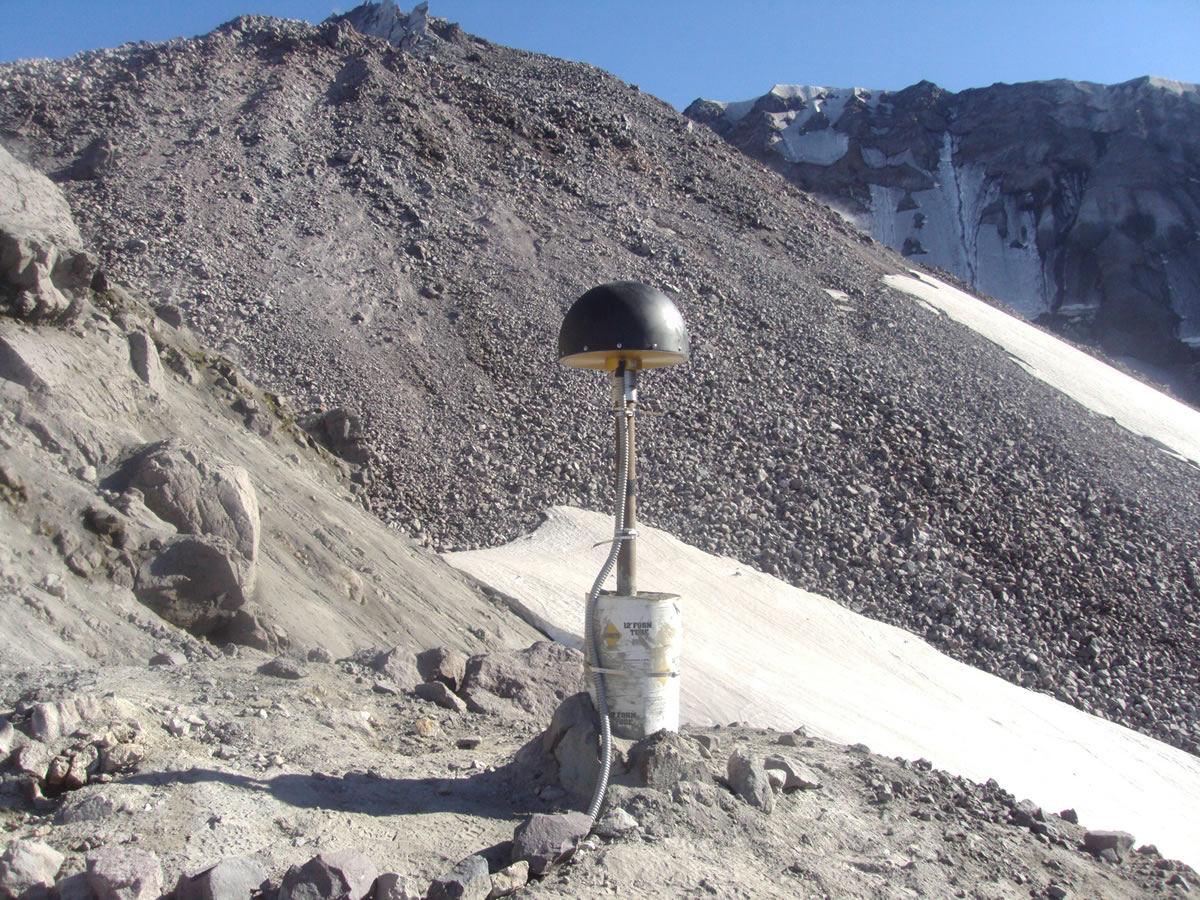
[558,281,690,824]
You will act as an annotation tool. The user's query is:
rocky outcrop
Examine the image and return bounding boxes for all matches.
[0,144,94,321]
[686,78,1200,402]
[115,440,261,564]
[339,1,429,51]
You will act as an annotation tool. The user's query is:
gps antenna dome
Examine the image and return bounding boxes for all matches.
[558,281,689,828]
[558,281,690,370]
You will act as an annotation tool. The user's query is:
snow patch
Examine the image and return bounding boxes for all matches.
[448,506,1200,869]
[885,270,1200,467]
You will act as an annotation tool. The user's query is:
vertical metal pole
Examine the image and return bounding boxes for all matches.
[616,367,637,596]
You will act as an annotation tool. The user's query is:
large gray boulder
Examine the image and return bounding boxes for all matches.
[0,144,83,252]
[0,839,64,899]
[134,534,254,635]
[175,857,269,900]
[460,642,584,722]
[0,143,93,320]
[85,848,163,900]
[118,440,260,564]
[278,850,378,900]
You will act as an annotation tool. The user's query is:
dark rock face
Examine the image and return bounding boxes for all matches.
[685,78,1200,403]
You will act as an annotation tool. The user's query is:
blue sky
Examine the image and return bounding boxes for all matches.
[2,0,1198,110]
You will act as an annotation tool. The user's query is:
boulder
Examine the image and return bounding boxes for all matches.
[511,812,591,876]
[117,440,260,564]
[1084,830,1135,862]
[30,699,82,744]
[86,848,163,900]
[484,861,527,898]
[763,754,823,791]
[127,330,163,391]
[259,656,309,680]
[306,407,370,463]
[61,136,116,182]
[0,839,65,899]
[0,144,83,251]
[536,692,601,801]
[278,849,377,900]
[373,873,421,900]
[175,856,268,900]
[0,144,92,321]
[134,534,254,634]
[416,647,467,691]
[426,854,490,900]
[726,749,775,813]
[414,680,467,713]
[625,729,712,792]
[460,642,583,722]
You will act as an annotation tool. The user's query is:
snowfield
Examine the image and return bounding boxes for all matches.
[448,507,1200,868]
[885,270,1200,468]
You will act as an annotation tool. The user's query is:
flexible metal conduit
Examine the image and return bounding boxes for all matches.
[584,369,633,823]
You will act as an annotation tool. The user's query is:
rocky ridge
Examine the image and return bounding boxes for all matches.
[0,4,1198,769]
[684,78,1200,404]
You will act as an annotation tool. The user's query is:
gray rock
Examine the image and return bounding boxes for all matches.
[305,408,370,464]
[368,647,419,687]
[0,144,84,251]
[414,680,467,713]
[85,848,163,900]
[485,861,527,898]
[307,646,334,664]
[127,331,163,392]
[726,749,775,813]
[0,839,65,899]
[259,656,309,680]
[416,647,467,691]
[14,742,51,780]
[278,850,378,900]
[119,440,260,564]
[30,699,82,743]
[592,808,638,839]
[57,792,118,825]
[625,729,711,792]
[63,136,116,182]
[511,811,592,875]
[0,144,92,322]
[149,651,187,667]
[1083,830,1135,861]
[0,716,12,756]
[52,872,92,900]
[373,873,420,900]
[426,854,490,900]
[534,693,601,801]
[154,304,184,328]
[460,642,583,723]
[100,743,145,775]
[763,754,823,791]
[175,856,268,900]
[64,744,100,789]
[134,534,254,635]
